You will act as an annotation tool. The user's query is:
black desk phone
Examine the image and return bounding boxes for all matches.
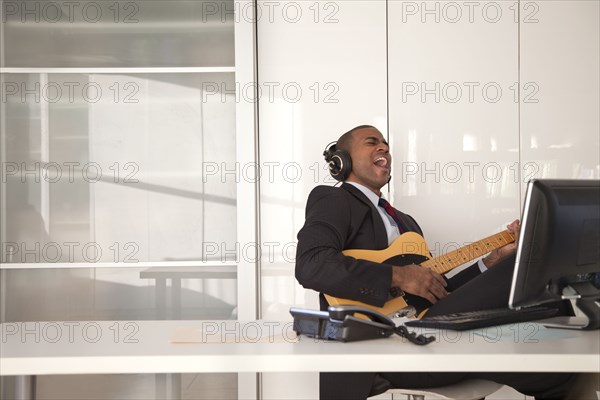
[290,305,434,345]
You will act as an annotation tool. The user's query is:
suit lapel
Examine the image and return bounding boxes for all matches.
[341,183,389,248]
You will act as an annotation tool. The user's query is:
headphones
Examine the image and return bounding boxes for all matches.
[323,141,352,182]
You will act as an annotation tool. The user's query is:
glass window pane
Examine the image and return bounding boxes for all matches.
[1,2,248,397]
[2,1,235,68]
[2,72,236,264]
[1,72,238,323]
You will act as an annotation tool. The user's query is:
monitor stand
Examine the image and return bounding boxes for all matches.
[541,316,590,330]
[543,283,600,330]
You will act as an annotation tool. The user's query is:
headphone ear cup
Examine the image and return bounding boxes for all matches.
[328,149,352,181]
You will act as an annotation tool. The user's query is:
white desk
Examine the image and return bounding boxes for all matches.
[2,320,599,375]
[2,320,599,398]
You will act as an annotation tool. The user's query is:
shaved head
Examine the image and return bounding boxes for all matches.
[336,125,377,152]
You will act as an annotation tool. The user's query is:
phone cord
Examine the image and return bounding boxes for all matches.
[393,325,435,345]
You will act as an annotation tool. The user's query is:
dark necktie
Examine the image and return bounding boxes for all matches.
[378,197,406,234]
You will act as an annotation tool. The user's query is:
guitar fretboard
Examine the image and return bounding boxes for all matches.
[422,230,514,274]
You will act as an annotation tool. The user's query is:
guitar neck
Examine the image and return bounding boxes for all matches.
[422,230,514,274]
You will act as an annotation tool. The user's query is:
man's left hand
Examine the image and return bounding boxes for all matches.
[482,219,520,268]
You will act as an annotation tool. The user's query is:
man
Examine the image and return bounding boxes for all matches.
[295,125,576,400]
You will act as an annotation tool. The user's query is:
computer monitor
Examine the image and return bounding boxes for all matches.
[509,179,600,330]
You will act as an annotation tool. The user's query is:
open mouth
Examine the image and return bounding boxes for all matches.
[373,156,390,171]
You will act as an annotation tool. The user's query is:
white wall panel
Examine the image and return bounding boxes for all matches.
[388,1,521,258]
[257,0,387,318]
[520,0,600,196]
[257,1,387,398]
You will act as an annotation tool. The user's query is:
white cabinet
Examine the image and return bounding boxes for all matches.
[257,0,388,317]
[388,0,521,253]
[520,0,600,192]
[256,2,387,398]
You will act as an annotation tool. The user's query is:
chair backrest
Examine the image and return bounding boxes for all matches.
[374,379,503,400]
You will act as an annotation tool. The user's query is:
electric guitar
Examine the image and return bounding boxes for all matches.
[324,230,515,319]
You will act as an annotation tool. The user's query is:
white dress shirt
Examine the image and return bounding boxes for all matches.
[346,181,399,246]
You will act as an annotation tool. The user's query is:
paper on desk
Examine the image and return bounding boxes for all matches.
[471,322,578,342]
[170,321,299,344]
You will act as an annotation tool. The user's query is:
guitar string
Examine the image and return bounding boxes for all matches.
[429,231,514,273]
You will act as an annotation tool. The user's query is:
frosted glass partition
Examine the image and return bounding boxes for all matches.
[0,72,238,322]
[1,0,235,67]
[1,1,253,397]
[2,72,236,263]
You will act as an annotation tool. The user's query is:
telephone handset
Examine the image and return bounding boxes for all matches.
[290,305,434,345]
[328,305,395,327]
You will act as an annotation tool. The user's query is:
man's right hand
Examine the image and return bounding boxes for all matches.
[392,264,448,304]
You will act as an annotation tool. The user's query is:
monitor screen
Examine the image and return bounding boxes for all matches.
[509,179,600,329]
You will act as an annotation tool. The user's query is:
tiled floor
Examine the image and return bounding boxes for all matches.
[2,374,238,400]
[3,374,598,400]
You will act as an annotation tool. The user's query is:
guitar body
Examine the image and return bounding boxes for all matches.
[324,232,434,318]
[324,230,514,319]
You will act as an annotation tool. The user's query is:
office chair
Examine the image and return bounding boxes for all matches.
[371,379,503,400]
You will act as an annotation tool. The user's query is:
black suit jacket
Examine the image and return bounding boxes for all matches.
[295,183,481,309]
